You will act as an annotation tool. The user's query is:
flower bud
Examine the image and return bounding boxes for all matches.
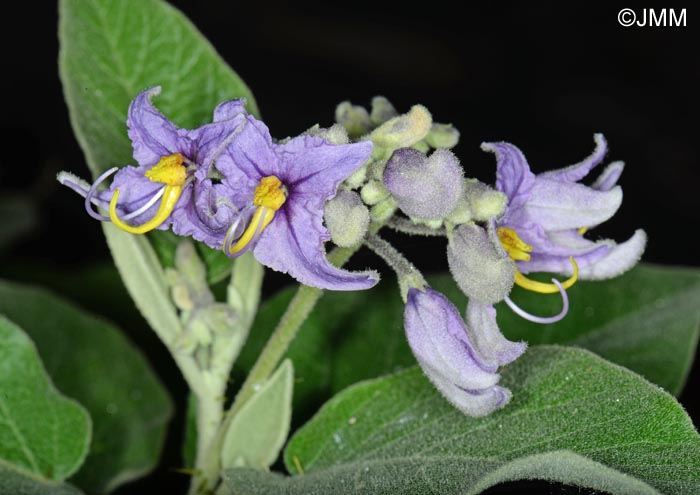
[447,223,515,304]
[304,123,350,144]
[383,148,464,220]
[404,287,511,417]
[370,105,432,150]
[463,179,507,221]
[335,101,372,138]
[370,96,398,125]
[360,180,390,205]
[426,123,460,149]
[324,190,370,247]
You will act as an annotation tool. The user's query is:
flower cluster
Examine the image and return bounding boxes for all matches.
[60,90,646,418]
[59,87,378,291]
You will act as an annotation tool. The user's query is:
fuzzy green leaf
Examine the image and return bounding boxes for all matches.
[0,317,91,482]
[224,347,700,495]
[222,360,294,470]
[0,281,173,494]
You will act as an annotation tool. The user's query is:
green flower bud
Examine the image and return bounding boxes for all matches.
[464,179,507,221]
[370,96,398,125]
[324,190,370,247]
[360,180,390,205]
[305,123,350,144]
[426,123,460,149]
[370,105,432,151]
[335,101,372,138]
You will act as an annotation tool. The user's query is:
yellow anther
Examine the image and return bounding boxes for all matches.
[226,207,276,256]
[253,176,287,210]
[514,256,579,294]
[109,185,183,234]
[497,226,533,262]
[145,153,187,186]
[577,227,588,235]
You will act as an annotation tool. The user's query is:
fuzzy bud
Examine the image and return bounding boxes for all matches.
[383,148,464,220]
[360,180,390,205]
[324,190,370,247]
[335,102,372,138]
[304,123,350,144]
[447,223,515,304]
[426,123,460,149]
[370,96,398,125]
[463,179,507,221]
[371,105,432,150]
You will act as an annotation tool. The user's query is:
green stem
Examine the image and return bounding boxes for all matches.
[194,245,358,493]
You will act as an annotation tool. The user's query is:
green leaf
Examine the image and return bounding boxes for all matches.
[239,264,700,414]
[224,347,700,495]
[0,280,173,494]
[59,0,258,177]
[0,462,84,495]
[0,316,91,482]
[222,360,294,470]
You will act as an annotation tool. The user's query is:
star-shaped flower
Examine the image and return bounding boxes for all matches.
[213,114,379,291]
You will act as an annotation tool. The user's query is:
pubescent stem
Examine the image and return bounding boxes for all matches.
[193,243,360,494]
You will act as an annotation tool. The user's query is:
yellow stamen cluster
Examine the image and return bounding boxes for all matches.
[144,153,187,186]
[253,176,287,210]
[225,176,287,256]
[110,153,188,235]
[497,226,578,294]
[497,227,533,261]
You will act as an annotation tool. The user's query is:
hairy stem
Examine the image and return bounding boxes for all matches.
[194,245,358,494]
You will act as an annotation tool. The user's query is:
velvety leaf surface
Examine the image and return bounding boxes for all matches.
[0,317,91,482]
[0,281,173,494]
[223,347,700,495]
[221,360,294,470]
[0,463,84,495]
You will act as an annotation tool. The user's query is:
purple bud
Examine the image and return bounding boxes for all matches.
[404,287,511,417]
[383,148,464,220]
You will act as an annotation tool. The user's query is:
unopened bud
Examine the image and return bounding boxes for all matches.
[426,123,460,149]
[335,102,372,138]
[370,96,398,125]
[305,123,350,144]
[383,148,464,220]
[447,223,514,304]
[324,190,370,247]
[463,179,507,221]
[360,180,390,205]
[371,105,432,150]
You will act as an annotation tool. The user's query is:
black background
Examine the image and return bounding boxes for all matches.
[1,2,698,494]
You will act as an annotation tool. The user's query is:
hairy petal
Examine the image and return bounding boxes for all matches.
[465,301,526,368]
[483,141,535,215]
[127,87,193,167]
[515,180,622,231]
[592,161,625,192]
[275,136,373,196]
[171,180,241,248]
[540,133,607,183]
[253,199,378,291]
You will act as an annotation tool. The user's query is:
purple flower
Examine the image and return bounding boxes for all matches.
[483,134,646,282]
[59,87,247,243]
[404,287,525,416]
[213,115,379,291]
